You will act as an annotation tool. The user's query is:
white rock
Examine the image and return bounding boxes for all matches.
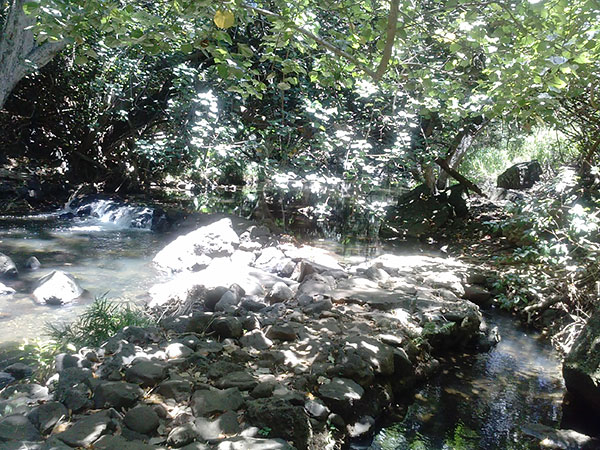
[32,271,84,305]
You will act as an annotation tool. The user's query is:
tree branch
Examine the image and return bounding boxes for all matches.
[243,4,378,79]
[435,158,487,197]
[374,0,400,81]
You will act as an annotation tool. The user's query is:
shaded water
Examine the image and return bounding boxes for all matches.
[0,213,166,343]
[362,313,564,450]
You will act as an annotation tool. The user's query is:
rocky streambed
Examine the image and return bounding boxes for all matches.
[0,216,504,450]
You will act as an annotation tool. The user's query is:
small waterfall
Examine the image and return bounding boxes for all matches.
[63,195,154,230]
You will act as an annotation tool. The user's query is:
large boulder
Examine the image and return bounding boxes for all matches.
[153,218,239,274]
[0,253,18,279]
[563,310,600,410]
[497,160,542,190]
[32,271,84,305]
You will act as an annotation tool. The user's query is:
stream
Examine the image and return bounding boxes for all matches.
[0,206,568,448]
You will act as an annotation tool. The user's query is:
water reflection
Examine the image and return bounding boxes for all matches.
[366,314,564,450]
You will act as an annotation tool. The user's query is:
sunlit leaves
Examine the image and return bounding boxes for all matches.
[214,10,234,29]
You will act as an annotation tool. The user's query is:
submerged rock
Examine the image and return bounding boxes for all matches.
[0,253,18,279]
[32,270,84,305]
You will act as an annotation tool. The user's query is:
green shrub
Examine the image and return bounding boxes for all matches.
[47,294,155,348]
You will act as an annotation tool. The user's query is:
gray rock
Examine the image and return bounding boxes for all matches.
[254,247,288,274]
[125,360,168,387]
[195,411,240,441]
[92,434,156,450]
[0,282,15,296]
[240,330,273,350]
[304,299,333,315]
[214,437,294,450]
[245,398,312,449]
[32,271,84,305]
[211,317,243,339]
[497,160,542,189]
[165,343,194,359]
[157,379,193,403]
[462,284,493,306]
[54,409,121,447]
[304,399,329,419]
[180,444,210,450]
[153,218,239,274]
[266,282,294,303]
[266,325,297,342]
[0,253,18,279]
[55,353,91,372]
[250,381,277,399]
[318,377,364,417]
[25,257,41,270]
[0,372,15,389]
[191,388,244,416]
[204,286,229,311]
[215,371,258,391]
[4,363,33,380]
[297,273,334,297]
[0,415,41,442]
[124,405,160,435]
[521,423,600,450]
[41,436,72,450]
[167,422,199,447]
[215,291,241,313]
[345,335,395,376]
[27,402,68,434]
[241,298,267,312]
[93,381,143,409]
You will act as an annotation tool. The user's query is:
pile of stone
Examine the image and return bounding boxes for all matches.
[0,218,498,449]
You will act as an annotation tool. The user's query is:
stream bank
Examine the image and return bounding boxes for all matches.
[0,213,584,450]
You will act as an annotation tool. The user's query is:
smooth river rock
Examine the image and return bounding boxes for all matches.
[32,270,84,305]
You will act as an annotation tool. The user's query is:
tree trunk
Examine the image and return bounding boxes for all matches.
[0,0,66,110]
[436,118,487,191]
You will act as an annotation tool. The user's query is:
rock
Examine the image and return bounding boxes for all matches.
[563,309,600,410]
[204,286,229,311]
[0,282,15,296]
[521,423,600,449]
[92,434,156,450]
[318,377,364,418]
[345,335,395,376]
[32,271,84,305]
[55,353,91,372]
[4,363,33,380]
[250,382,277,399]
[211,317,243,339]
[124,405,160,435]
[347,416,376,438]
[153,218,239,274]
[165,343,194,359]
[462,284,493,306]
[266,282,294,304]
[266,324,297,342]
[0,372,15,389]
[304,399,329,419]
[240,330,273,350]
[304,298,333,315]
[93,381,143,409]
[180,444,210,450]
[497,160,542,189]
[241,298,267,312]
[215,290,241,312]
[0,253,18,279]
[27,402,68,434]
[195,411,240,441]
[0,415,41,442]
[167,422,199,447]
[156,379,192,403]
[215,371,258,391]
[191,388,244,416]
[25,257,41,271]
[214,437,294,450]
[422,271,465,297]
[54,409,121,447]
[125,360,168,387]
[254,247,288,274]
[297,273,334,297]
[245,398,312,449]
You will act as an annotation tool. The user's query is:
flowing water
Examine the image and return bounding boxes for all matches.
[0,207,568,448]
[0,202,168,344]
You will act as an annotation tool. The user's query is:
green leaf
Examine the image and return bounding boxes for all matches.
[23,1,40,14]
[277,81,291,90]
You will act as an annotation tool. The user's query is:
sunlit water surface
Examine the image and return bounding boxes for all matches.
[0,214,167,344]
